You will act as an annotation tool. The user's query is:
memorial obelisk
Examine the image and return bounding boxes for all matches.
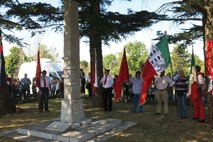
[60,0,84,124]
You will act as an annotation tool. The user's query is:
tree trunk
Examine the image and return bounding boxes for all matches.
[0,50,16,115]
[0,87,16,115]
[204,3,213,127]
[89,0,103,108]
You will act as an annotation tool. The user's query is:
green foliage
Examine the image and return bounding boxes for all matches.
[124,41,148,75]
[103,54,119,76]
[156,1,207,46]
[5,47,25,75]
[170,44,190,76]
[80,60,89,73]
[103,41,148,76]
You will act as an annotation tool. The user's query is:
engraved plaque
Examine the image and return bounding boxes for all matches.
[74,102,82,115]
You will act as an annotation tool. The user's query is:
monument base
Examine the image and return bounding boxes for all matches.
[60,98,85,123]
[0,118,137,142]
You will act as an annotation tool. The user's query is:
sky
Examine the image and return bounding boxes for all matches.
[3,0,204,62]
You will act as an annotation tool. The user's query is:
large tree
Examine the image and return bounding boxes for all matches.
[1,0,165,109]
[157,1,213,53]
[0,29,16,115]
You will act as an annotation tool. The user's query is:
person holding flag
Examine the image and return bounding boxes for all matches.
[39,70,51,112]
[187,48,205,123]
[192,65,206,122]
[130,71,144,113]
[139,38,172,105]
[100,68,114,112]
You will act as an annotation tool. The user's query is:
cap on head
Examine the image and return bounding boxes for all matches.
[104,68,110,72]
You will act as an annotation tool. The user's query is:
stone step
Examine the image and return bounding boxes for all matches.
[16,119,122,142]
[88,121,137,142]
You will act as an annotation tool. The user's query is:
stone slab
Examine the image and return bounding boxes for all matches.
[0,119,137,142]
[45,121,72,132]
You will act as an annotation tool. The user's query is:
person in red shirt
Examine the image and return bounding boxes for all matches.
[192,65,206,123]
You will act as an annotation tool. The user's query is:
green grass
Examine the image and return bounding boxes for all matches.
[1,97,213,142]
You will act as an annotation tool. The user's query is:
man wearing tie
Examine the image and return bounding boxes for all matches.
[39,70,51,112]
[100,68,114,112]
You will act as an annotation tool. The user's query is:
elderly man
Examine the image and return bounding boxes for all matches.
[155,71,174,115]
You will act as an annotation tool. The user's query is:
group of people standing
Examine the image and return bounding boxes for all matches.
[6,73,31,103]
[96,65,206,123]
[5,70,62,112]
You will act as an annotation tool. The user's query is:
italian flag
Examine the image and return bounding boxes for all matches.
[187,47,199,103]
[140,38,171,105]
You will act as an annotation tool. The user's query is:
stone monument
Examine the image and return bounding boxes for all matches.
[45,0,85,132]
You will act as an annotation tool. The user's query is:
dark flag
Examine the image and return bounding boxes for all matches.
[35,48,41,88]
[115,48,129,101]
[0,29,6,87]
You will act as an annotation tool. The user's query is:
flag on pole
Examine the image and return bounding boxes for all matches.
[206,40,213,78]
[187,47,199,102]
[206,40,213,93]
[0,29,6,87]
[140,38,171,105]
[115,48,129,101]
[35,48,41,88]
[91,56,98,95]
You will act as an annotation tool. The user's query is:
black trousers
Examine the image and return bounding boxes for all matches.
[39,88,49,111]
[103,87,113,111]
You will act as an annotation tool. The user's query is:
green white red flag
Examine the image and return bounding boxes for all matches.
[115,48,129,101]
[187,47,199,102]
[140,38,171,105]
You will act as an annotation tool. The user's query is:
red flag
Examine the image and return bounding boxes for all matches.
[91,56,98,95]
[35,49,41,87]
[206,40,213,79]
[140,59,157,105]
[115,48,129,101]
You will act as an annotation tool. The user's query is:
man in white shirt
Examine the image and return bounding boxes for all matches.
[155,71,174,115]
[100,69,114,112]
[39,70,51,112]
